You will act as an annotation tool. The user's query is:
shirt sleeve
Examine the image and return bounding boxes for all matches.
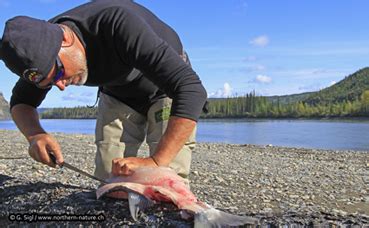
[10,78,49,110]
[109,8,207,121]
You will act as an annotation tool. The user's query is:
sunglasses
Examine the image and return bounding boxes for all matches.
[36,56,64,89]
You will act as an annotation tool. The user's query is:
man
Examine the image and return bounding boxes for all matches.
[0,0,207,180]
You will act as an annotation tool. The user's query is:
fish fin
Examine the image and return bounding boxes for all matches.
[194,207,259,228]
[128,192,155,221]
[180,210,193,220]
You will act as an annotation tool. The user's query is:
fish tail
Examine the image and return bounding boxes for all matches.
[128,192,155,221]
[194,207,258,227]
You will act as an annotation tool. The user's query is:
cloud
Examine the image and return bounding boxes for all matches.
[255,75,272,84]
[209,82,233,98]
[328,81,336,86]
[62,93,93,103]
[249,35,270,47]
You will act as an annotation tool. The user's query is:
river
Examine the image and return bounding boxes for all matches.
[0,118,368,151]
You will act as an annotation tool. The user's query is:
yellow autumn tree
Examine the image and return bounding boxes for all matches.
[360,90,369,113]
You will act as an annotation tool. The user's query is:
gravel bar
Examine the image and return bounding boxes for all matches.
[0,129,368,227]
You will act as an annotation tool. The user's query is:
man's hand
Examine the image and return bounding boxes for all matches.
[111,157,158,176]
[11,104,63,168]
[28,133,64,167]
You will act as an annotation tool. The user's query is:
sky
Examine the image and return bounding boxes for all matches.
[1,0,369,107]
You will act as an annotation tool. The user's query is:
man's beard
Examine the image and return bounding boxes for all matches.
[74,69,88,86]
[67,48,88,86]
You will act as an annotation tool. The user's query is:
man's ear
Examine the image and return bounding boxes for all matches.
[60,25,73,47]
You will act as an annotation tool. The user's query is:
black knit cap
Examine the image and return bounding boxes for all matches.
[0,16,63,84]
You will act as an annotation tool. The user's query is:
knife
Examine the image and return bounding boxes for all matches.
[48,152,108,184]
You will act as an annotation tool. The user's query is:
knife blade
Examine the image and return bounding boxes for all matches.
[48,152,108,184]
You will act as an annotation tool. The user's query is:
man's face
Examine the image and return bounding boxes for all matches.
[37,42,88,91]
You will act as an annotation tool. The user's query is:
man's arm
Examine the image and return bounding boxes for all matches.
[151,116,195,166]
[112,116,195,175]
[11,104,63,166]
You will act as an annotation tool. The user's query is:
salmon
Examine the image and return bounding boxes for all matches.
[96,167,258,227]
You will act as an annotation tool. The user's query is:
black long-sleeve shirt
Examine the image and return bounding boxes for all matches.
[10,0,207,121]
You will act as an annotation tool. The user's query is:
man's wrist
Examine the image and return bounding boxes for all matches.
[27,131,47,143]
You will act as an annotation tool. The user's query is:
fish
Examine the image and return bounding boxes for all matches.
[96,166,259,227]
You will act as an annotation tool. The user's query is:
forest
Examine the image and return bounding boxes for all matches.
[40,67,369,119]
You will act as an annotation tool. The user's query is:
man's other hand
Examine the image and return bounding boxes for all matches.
[111,157,158,176]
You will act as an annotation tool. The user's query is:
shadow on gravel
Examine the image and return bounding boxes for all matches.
[0,181,93,202]
[0,179,193,227]
[1,179,367,227]
[0,174,14,185]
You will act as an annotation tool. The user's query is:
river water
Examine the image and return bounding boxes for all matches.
[1,118,368,151]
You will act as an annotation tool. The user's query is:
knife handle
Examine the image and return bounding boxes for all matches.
[48,152,57,164]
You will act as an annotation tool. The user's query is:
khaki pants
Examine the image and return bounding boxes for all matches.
[93,93,196,180]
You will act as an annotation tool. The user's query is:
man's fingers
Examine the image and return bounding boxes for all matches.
[112,158,121,165]
[111,158,135,176]
[50,150,64,165]
[46,143,63,164]
[29,149,56,167]
[119,164,135,176]
[39,150,51,164]
[111,158,122,175]
[28,149,41,162]
[41,150,58,167]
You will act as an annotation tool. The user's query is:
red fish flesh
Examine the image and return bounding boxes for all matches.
[96,167,258,227]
